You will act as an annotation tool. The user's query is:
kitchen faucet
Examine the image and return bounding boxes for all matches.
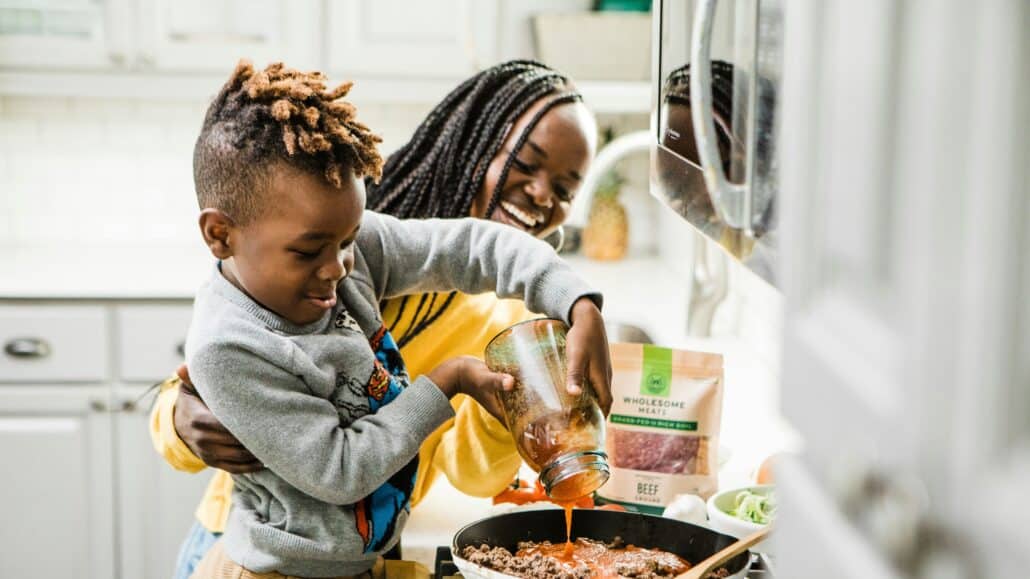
[567,130,729,338]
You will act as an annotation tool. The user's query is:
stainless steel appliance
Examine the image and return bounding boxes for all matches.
[651,0,783,285]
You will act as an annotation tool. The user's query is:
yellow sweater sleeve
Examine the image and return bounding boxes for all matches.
[390,293,534,506]
[148,375,208,474]
[411,394,521,506]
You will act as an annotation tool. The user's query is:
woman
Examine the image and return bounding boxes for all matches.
[151,60,600,579]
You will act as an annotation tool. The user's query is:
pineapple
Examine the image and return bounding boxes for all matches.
[582,171,629,261]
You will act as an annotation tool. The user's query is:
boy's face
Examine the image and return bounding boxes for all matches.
[210,166,365,326]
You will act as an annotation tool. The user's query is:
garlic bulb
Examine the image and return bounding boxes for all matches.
[661,493,708,526]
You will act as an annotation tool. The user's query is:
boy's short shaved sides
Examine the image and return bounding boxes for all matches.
[194,59,384,224]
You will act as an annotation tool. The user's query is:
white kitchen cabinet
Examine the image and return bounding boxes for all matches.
[136,0,320,73]
[113,304,206,579]
[115,392,212,579]
[115,304,192,383]
[0,304,109,383]
[0,0,133,70]
[326,0,497,79]
[776,0,1029,577]
[0,299,208,577]
[0,387,116,579]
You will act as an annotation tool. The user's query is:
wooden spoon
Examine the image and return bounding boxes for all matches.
[676,526,771,579]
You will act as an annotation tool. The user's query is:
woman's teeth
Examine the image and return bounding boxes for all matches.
[501,201,543,229]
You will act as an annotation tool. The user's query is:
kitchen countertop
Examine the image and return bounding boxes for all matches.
[0,244,682,300]
[2,242,796,569]
[0,243,212,300]
[0,240,796,446]
[1,241,797,479]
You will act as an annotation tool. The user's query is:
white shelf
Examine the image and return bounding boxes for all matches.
[0,71,651,114]
[577,80,652,114]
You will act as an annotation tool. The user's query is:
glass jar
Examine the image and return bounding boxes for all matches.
[484,318,609,501]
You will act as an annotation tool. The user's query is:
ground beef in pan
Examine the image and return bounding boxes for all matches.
[461,537,696,579]
[461,544,591,579]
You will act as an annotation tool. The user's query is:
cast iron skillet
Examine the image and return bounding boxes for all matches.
[452,509,751,578]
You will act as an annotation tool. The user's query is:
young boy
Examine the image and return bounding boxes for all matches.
[184,60,610,579]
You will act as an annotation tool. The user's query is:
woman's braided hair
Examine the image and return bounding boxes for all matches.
[367,60,584,347]
[367,59,580,220]
[194,59,384,223]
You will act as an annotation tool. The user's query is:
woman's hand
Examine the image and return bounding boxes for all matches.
[173,365,263,474]
[565,297,613,415]
[428,356,515,425]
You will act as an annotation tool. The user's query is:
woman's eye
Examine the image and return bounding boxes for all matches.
[511,156,537,174]
[555,185,573,203]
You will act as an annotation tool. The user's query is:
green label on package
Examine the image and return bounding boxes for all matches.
[639,344,672,397]
[610,415,698,431]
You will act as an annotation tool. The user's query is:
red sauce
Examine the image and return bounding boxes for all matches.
[550,472,598,560]
[516,538,691,578]
[562,502,574,558]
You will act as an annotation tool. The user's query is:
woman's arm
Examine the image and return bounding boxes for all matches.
[149,374,208,473]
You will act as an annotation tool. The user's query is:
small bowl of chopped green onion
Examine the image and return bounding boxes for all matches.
[706,484,775,550]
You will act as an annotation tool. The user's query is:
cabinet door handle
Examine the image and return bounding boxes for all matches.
[90,399,109,412]
[176,341,186,357]
[4,337,51,359]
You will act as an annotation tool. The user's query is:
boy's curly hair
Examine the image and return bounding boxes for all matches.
[194,60,384,223]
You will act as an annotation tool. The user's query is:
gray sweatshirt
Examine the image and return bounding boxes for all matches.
[185,211,599,577]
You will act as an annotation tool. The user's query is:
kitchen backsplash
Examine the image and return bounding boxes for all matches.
[0,95,434,246]
[0,93,780,372]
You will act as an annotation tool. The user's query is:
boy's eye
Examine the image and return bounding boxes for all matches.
[291,248,320,259]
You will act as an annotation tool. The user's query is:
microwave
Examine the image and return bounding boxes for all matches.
[651,0,783,286]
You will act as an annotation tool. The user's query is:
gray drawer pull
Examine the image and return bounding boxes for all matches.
[176,341,186,357]
[4,337,52,359]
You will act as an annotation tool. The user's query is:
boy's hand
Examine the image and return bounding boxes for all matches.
[428,356,515,425]
[173,365,263,474]
[565,297,613,415]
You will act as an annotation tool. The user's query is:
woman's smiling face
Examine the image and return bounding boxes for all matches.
[471,99,597,239]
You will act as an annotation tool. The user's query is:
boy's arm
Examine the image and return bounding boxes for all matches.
[358,212,601,324]
[149,375,208,474]
[191,341,455,506]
